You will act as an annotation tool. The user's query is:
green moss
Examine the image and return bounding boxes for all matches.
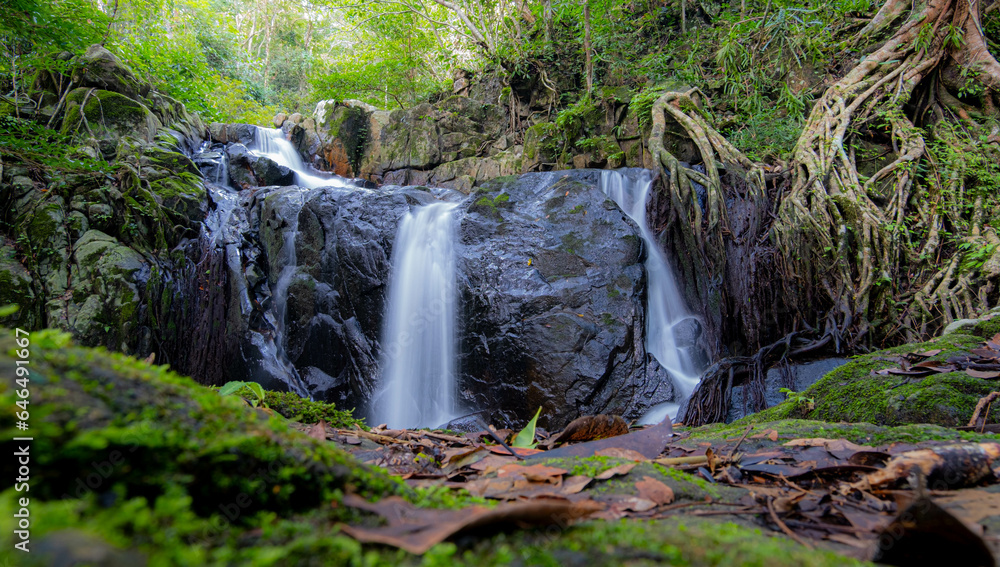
[263,390,365,429]
[437,518,866,567]
[650,464,721,498]
[973,315,1000,339]
[0,330,485,564]
[740,333,997,427]
[686,419,1000,450]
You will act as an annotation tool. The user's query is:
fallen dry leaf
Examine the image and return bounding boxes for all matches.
[442,447,489,474]
[561,475,593,495]
[548,415,629,447]
[784,438,874,460]
[595,462,637,480]
[339,494,603,554]
[498,463,567,483]
[635,476,674,505]
[307,420,328,441]
[469,454,517,473]
[527,414,673,461]
[967,369,1000,379]
[486,445,542,457]
[594,448,647,460]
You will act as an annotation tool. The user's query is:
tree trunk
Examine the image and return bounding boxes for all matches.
[544,0,553,43]
[583,0,593,94]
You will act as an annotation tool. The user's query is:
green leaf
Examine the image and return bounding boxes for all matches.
[0,304,19,317]
[218,381,247,396]
[512,407,542,449]
[246,382,266,405]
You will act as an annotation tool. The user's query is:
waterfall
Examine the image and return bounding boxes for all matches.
[263,190,313,398]
[250,127,348,189]
[373,202,460,429]
[599,170,704,421]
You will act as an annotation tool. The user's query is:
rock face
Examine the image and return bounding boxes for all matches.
[4,46,682,429]
[456,171,673,428]
[225,171,674,428]
[274,96,523,193]
[1,44,208,367]
[251,184,453,405]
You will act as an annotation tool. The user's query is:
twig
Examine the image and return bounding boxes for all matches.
[726,425,753,461]
[653,455,710,467]
[968,391,1000,428]
[336,427,409,445]
[483,427,524,460]
[767,497,813,550]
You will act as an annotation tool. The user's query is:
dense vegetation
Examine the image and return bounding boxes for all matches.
[2,0,999,394]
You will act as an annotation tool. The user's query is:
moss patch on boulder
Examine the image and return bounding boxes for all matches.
[0,330,414,564]
[61,88,161,146]
[736,333,999,427]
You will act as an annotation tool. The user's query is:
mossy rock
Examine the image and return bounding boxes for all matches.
[61,88,161,146]
[66,230,146,346]
[316,103,370,175]
[685,419,1000,452]
[0,243,36,329]
[523,122,563,165]
[740,333,1000,427]
[0,330,411,565]
[70,44,150,101]
[145,91,207,143]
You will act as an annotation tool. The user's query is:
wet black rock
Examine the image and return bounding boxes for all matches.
[456,171,674,429]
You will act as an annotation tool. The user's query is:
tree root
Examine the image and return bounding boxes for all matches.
[683,330,832,426]
[772,0,1000,348]
[646,0,1000,423]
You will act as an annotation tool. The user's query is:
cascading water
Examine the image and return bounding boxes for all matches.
[372,202,460,429]
[265,190,313,398]
[250,127,348,189]
[599,169,705,421]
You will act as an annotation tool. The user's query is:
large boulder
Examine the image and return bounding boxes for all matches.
[60,88,161,152]
[225,144,294,188]
[358,96,505,184]
[241,171,675,428]
[457,170,674,428]
[70,44,150,101]
[313,100,371,177]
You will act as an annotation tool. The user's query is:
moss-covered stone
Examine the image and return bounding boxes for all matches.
[261,391,365,428]
[0,242,36,329]
[0,330,411,564]
[70,44,150,102]
[685,419,1000,452]
[66,230,146,347]
[737,333,998,427]
[61,88,161,146]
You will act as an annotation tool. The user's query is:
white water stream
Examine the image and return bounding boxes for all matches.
[372,202,460,429]
[599,170,704,421]
[250,127,349,189]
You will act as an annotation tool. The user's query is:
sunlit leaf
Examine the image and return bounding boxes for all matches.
[512,406,542,449]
